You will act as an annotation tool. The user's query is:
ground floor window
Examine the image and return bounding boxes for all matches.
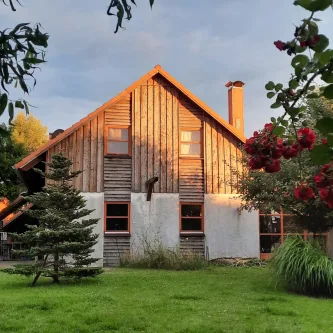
[259,209,328,259]
[105,202,130,233]
[180,203,204,233]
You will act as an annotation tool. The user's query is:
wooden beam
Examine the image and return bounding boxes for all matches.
[146,177,159,201]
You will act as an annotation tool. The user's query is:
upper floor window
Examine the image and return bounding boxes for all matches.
[180,129,201,157]
[105,126,130,155]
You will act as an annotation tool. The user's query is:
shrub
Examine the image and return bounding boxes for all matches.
[270,236,333,297]
[211,257,267,268]
[120,244,208,271]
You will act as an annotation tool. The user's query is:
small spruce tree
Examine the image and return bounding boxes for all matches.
[4,153,103,286]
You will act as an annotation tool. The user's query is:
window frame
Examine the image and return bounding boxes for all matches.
[179,128,203,158]
[104,125,131,156]
[259,208,328,259]
[104,202,130,234]
[179,203,204,234]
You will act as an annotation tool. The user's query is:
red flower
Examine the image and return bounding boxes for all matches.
[300,40,308,48]
[264,123,274,131]
[294,184,315,201]
[288,89,295,96]
[249,157,263,170]
[322,138,328,144]
[253,131,259,138]
[274,40,287,51]
[318,189,333,208]
[244,138,257,155]
[297,128,316,149]
[282,143,299,159]
[264,159,281,173]
[321,164,333,175]
[310,35,320,46]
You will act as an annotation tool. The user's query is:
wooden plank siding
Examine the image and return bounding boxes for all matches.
[44,73,243,198]
[46,115,104,193]
[132,80,179,194]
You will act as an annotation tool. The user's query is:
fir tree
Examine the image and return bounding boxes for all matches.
[4,153,103,286]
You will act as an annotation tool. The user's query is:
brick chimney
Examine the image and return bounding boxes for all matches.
[225,81,245,136]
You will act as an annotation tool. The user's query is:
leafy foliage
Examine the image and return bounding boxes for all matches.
[0,123,26,200]
[4,153,102,286]
[270,236,333,297]
[11,112,48,153]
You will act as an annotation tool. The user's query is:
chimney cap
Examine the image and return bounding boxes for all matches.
[225,81,245,88]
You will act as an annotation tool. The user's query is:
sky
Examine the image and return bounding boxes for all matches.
[0,0,332,137]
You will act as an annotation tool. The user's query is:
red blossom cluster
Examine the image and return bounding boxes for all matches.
[245,124,316,174]
[274,34,320,55]
[294,183,315,201]
[314,164,333,208]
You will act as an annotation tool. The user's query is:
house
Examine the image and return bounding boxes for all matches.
[6,65,267,266]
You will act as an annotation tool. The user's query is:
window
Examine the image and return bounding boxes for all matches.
[180,129,201,156]
[105,203,130,232]
[259,209,328,259]
[180,204,204,232]
[105,126,130,155]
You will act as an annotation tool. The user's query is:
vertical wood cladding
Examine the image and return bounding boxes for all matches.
[47,113,104,192]
[132,75,179,193]
[46,74,242,197]
[104,95,132,201]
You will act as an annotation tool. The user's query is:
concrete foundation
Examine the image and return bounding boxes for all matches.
[204,194,260,259]
[81,192,104,267]
[130,193,180,253]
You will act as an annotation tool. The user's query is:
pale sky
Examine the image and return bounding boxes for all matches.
[0,0,332,137]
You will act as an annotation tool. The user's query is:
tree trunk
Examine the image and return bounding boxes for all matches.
[31,254,48,287]
[53,252,60,284]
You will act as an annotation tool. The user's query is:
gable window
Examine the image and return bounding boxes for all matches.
[180,203,204,232]
[105,203,130,232]
[105,126,130,155]
[180,129,201,157]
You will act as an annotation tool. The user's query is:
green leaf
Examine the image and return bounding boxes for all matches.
[322,71,333,83]
[281,119,289,127]
[275,83,283,92]
[294,0,332,11]
[0,93,8,117]
[265,81,275,90]
[312,34,329,53]
[319,49,333,65]
[310,144,333,165]
[271,117,276,123]
[15,101,24,109]
[8,102,14,124]
[291,54,310,68]
[271,101,281,109]
[289,79,299,89]
[149,0,154,8]
[23,100,30,115]
[328,134,333,147]
[313,18,322,22]
[0,126,10,138]
[267,92,275,99]
[315,117,333,133]
[309,21,319,36]
[23,58,46,65]
[322,84,333,99]
[273,126,285,136]
[295,44,307,53]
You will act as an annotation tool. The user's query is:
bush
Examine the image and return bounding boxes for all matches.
[120,244,208,271]
[270,236,333,297]
[211,257,267,267]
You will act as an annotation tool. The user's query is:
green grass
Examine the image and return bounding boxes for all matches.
[0,267,332,333]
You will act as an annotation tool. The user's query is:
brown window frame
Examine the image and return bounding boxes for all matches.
[259,208,328,260]
[179,128,203,158]
[179,203,204,233]
[104,202,130,233]
[104,125,131,156]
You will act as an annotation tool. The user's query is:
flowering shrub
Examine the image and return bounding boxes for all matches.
[246,0,333,208]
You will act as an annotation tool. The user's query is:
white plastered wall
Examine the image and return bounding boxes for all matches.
[130,193,180,253]
[80,192,104,267]
[204,194,260,259]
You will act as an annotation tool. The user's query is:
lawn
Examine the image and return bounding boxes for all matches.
[0,267,332,333]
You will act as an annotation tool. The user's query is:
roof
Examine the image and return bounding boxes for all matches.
[15,65,246,170]
[1,203,33,229]
[0,197,25,221]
